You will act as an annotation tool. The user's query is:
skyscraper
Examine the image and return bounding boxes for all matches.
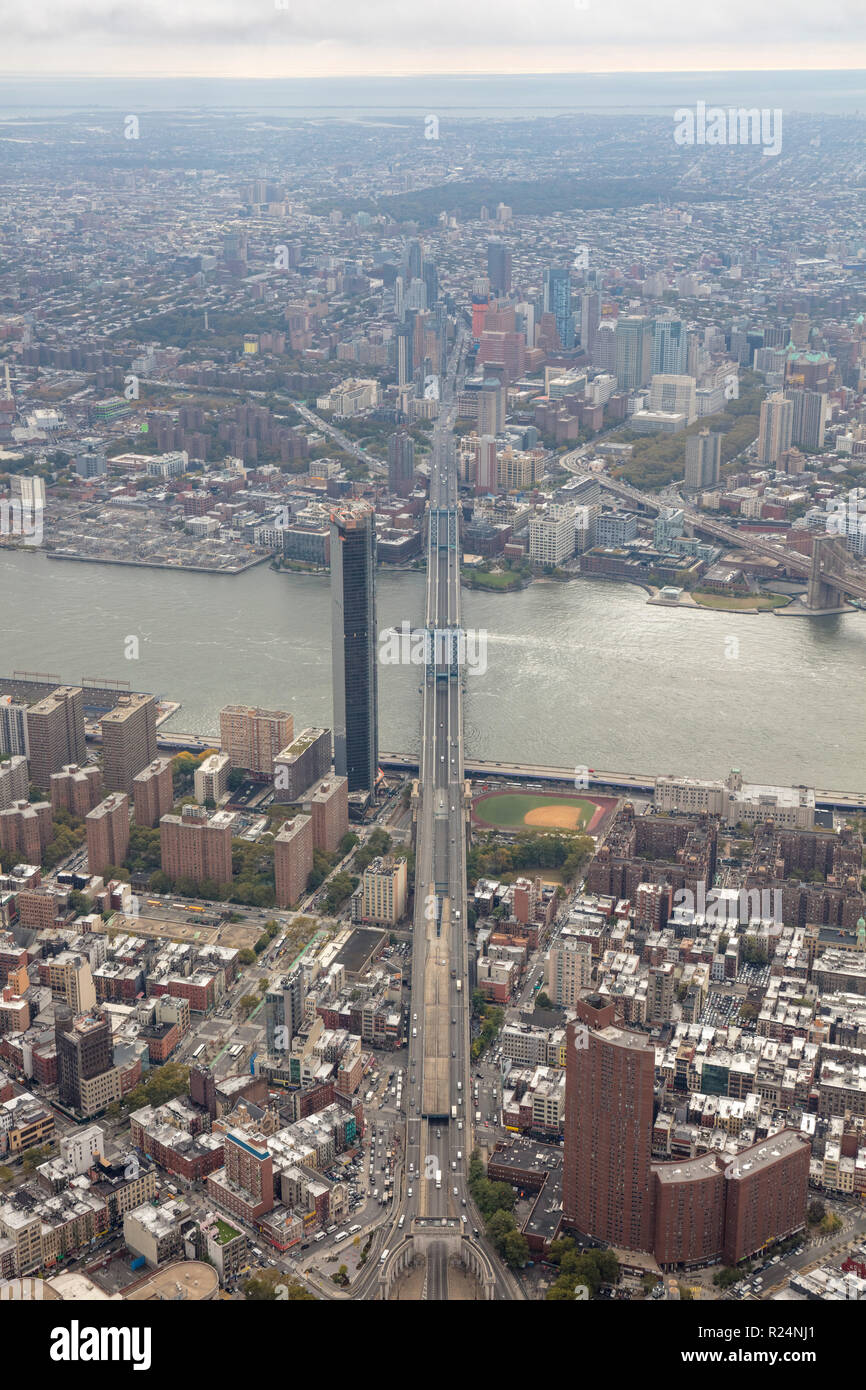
[651,316,688,375]
[0,696,29,759]
[26,686,86,794]
[543,267,574,350]
[579,291,601,358]
[785,388,827,452]
[100,693,157,796]
[330,502,378,793]
[388,430,416,497]
[487,239,512,297]
[615,315,653,391]
[684,429,722,490]
[757,392,794,466]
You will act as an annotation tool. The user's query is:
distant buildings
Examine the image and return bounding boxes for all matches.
[757,392,794,466]
[615,315,652,391]
[654,768,816,829]
[528,504,576,567]
[0,697,29,761]
[543,266,574,350]
[330,502,378,793]
[387,429,415,497]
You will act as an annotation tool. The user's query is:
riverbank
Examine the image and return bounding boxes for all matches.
[47,551,271,575]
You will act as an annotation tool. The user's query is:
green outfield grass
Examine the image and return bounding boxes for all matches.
[473,792,597,831]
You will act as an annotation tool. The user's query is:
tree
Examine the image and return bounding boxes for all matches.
[535,991,553,1010]
[238,995,258,1019]
[807,1199,825,1225]
[238,948,256,966]
[503,1230,529,1268]
[0,1165,14,1186]
[485,1209,517,1253]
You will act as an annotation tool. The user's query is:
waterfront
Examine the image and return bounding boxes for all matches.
[4,550,866,792]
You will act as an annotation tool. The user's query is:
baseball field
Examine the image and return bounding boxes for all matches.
[471,790,615,834]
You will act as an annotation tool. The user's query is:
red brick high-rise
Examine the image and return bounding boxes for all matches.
[563,996,657,1253]
[133,756,175,828]
[86,793,130,877]
[159,805,234,888]
[50,763,103,818]
[308,775,349,854]
[274,815,313,909]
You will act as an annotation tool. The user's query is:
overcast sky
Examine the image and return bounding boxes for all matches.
[0,0,863,80]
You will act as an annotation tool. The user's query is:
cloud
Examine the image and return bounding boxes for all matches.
[0,0,863,75]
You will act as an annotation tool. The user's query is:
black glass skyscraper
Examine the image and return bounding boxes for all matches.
[330,502,378,793]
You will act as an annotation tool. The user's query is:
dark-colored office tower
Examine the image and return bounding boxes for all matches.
[388,430,416,497]
[423,259,440,306]
[395,320,413,387]
[487,239,512,297]
[543,266,574,350]
[330,502,378,793]
[190,1063,217,1120]
[55,1005,114,1114]
[563,996,657,1252]
[407,237,423,283]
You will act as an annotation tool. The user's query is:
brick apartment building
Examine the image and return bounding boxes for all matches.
[274,815,314,909]
[219,704,293,778]
[49,763,103,818]
[563,997,810,1269]
[100,694,158,796]
[86,793,130,877]
[159,805,234,888]
[308,774,349,853]
[0,799,53,863]
[25,686,86,793]
[133,756,175,828]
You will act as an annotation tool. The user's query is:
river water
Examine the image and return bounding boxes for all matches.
[2,551,864,791]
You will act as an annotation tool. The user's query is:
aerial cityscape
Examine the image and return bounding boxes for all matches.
[1,0,866,1352]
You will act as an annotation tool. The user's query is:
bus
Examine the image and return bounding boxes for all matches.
[191,1044,205,1059]
[380,1248,390,1263]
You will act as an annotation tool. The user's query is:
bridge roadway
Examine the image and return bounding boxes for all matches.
[354,330,521,1301]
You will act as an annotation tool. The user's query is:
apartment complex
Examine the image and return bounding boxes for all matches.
[0,799,52,863]
[159,805,234,888]
[49,763,103,818]
[0,754,29,811]
[85,793,130,877]
[274,815,314,909]
[562,998,810,1268]
[25,686,85,793]
[132,756,175,827]
[308,775,349,854]
[101,693,158,796]
[219,704,293,778]
[273,728,331,803]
